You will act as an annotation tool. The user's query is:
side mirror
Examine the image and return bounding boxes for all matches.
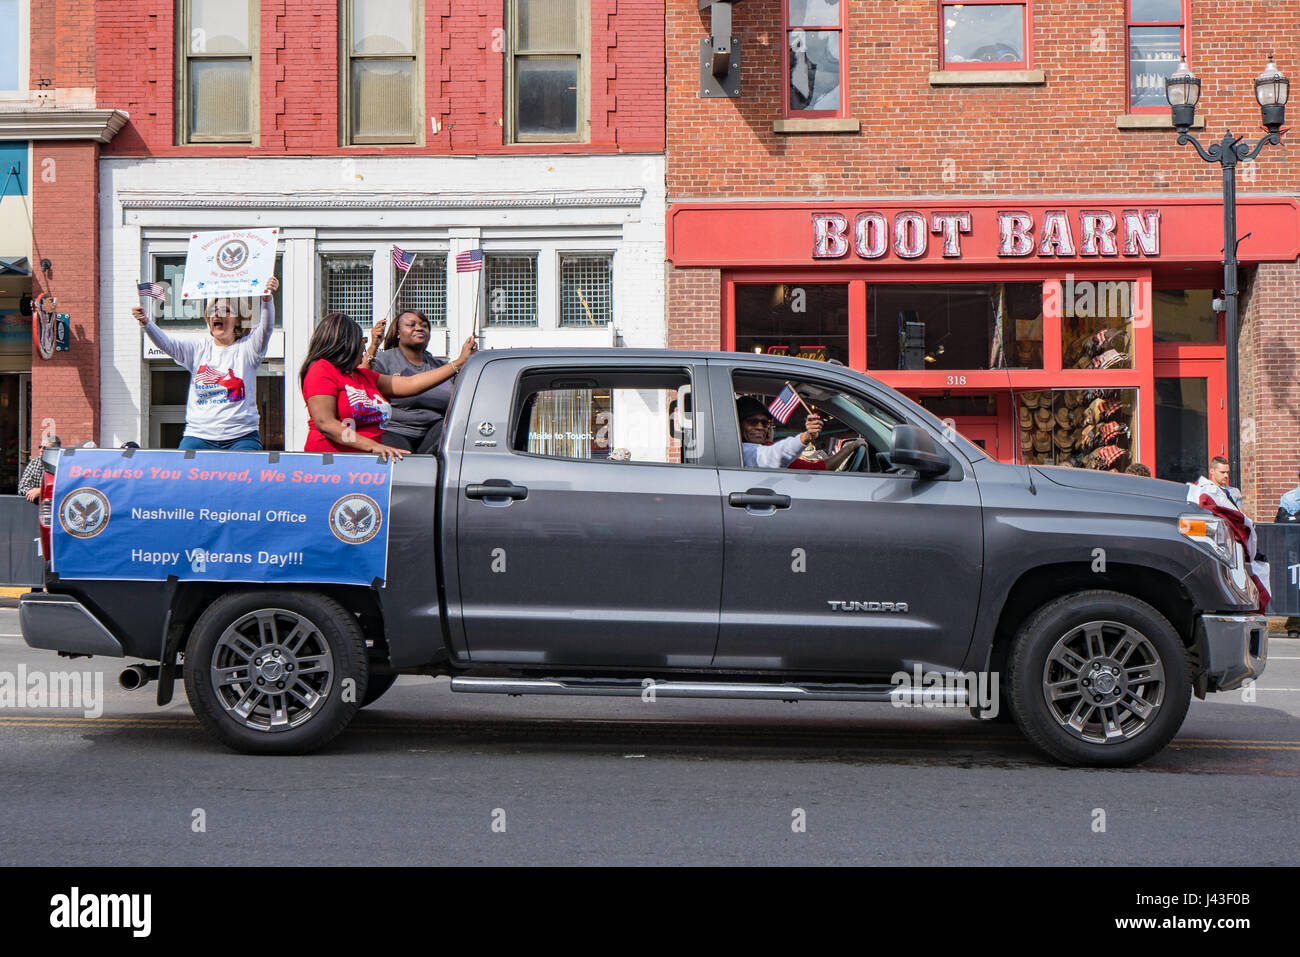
[890,425,952,477]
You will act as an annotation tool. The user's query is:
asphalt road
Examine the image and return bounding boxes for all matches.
[1,607,1297,866]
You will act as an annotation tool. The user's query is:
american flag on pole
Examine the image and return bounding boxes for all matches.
[137,281,167,301]
[456,248,483,272]
[392,246,417,273]
[767,384,802,424]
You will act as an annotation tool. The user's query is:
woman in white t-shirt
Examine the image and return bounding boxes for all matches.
[132,277,280,450]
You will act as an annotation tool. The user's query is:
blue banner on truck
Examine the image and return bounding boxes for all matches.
[50,449,391,585]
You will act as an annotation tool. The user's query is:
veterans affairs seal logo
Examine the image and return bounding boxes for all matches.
[328,493,382,545]
[58,488,111,539]
[215,239,250,272]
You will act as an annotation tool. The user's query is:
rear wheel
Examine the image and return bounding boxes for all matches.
[1008,590,1190,766]
[184,591,367,754]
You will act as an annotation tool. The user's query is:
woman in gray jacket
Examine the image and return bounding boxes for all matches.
[362,309,464,453]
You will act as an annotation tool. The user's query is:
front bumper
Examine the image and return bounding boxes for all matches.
[1193,613,1267,695]
[19,592,124,658]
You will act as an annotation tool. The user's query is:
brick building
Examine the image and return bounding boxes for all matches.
[46,0,665,451]
[0,0,125,488]
[666,0,1300,520]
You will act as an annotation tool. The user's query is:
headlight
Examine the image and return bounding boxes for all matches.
[1178,513,1238,567]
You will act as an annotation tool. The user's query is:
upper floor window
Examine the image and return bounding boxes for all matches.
[1127,0,1185,112]
[0,0,22,92]
[177,0,258,143]
[341,0,423,145]
[940,1,1030,70]
[785,0,843,115]
[505,0,587,143]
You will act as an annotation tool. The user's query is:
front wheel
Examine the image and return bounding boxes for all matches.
[1008,590,1191,766]
[184,591,368,754]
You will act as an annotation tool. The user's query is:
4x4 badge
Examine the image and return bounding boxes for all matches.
[478,421,496,437]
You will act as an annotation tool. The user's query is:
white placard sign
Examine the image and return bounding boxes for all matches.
[180,228,279,300]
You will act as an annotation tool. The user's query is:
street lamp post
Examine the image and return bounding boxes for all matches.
[1167,57,1289,492]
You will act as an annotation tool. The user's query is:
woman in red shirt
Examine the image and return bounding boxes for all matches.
[299,312,475,460]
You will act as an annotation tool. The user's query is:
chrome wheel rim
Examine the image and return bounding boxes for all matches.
[1041,620,1165,745]
[210,609,334,732]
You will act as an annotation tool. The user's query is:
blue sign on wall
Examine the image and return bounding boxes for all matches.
[50,449,392,585]
[0,142,28,196]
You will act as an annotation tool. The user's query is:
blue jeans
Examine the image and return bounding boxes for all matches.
[178,432,263,451]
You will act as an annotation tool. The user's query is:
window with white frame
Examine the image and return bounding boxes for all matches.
[559,254,612,326]
[177,0,258,143]
[505,0,587,143]
[153,253,283,330]
[395,253,447,326]
[485,254,539,326]
[0,0,22,92]
[321,254,375,326]
[341,0,423,144]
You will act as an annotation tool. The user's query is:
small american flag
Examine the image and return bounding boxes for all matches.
[456,248,483,272]
[392,246,417,273]
[193,365,224,385]
[137,281,167,301]
[768,384,802,424]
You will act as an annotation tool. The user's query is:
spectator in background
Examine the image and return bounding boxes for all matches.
[1124,463,1151,477]
[19,435,60,503]
[1276,467,1300,524]
[1276,467,1300,640]
[364,309,455,453]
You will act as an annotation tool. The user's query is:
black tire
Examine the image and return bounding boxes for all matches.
[360,673,398,708]
[184,591,368,755]
[1008,590,1191,767]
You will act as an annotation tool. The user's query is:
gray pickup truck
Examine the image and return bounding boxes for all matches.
[20,349,1267,765]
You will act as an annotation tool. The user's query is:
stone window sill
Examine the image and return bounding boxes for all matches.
[1115,113,1206,130]
[773,117,861,133]
[929,69,1046,86]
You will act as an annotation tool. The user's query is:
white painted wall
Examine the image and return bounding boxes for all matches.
[98,154,666,449]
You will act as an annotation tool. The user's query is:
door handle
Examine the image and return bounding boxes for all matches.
[466,482,528,502]
[728,488,791,509]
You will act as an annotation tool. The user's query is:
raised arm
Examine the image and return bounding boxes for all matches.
[133,306,197,371]
[375,335,476,399]
[246,276,280,358]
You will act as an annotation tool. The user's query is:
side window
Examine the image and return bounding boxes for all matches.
[732,372,903,473]
[513,370,698,465]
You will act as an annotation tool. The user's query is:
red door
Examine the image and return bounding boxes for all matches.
[952,417,1002,459]
[1153,358,1227,484]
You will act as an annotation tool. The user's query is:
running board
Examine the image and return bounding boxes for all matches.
[450,676,968,705]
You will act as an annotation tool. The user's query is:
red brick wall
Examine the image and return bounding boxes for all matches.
[30,0,96,89]
[1240,263,1300,522]
[665,264,720,351]
[97,0,665,156]
[30,143,101,448]
[667,0,1300,197]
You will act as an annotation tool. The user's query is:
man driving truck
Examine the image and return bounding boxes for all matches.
[737,395,867,470]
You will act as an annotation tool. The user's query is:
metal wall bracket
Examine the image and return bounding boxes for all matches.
[700,37,742,97]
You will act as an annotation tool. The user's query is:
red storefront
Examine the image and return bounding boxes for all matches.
[667,198,1300,481]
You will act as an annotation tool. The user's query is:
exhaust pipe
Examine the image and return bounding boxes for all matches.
[119,664,159,691]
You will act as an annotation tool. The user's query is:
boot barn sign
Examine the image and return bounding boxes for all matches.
[664,200,1300,267]
[813,209,1158,260]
